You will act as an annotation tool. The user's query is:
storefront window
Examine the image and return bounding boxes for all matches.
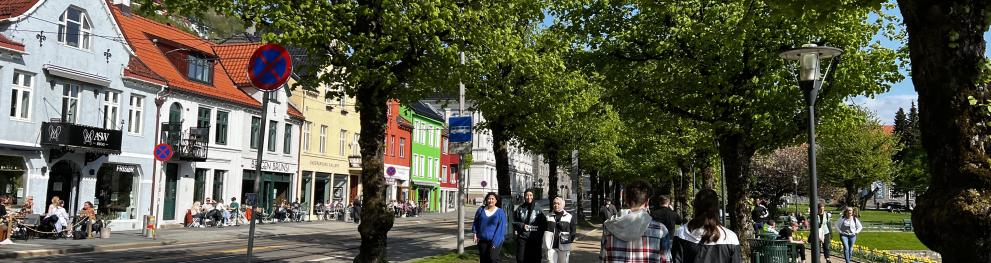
[213,170,226,201]
[0,155,26,207]
[194,169,207,202]
[96,164,137,220]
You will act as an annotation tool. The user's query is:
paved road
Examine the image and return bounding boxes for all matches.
[19,216,471,263]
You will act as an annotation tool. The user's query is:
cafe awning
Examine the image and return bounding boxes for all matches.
[0,155,26,172]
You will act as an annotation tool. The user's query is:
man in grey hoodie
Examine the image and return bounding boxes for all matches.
[600,179,670,263]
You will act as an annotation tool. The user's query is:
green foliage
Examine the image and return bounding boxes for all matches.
[818,105,899,207]
[892,102,929,196]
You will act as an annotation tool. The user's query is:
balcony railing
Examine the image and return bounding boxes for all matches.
[161,122,209,162]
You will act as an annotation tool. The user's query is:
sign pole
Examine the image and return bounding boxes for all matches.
[457,51,466,255]
[248,92,270,262]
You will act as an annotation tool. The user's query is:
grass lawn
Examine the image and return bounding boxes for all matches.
[412,246,480,263]
[797,231,927,251]
[779,203,911,224]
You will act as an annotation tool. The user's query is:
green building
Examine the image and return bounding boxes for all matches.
[405,102,444,212]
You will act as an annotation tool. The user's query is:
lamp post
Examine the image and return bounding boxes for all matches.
[780,44,842,263]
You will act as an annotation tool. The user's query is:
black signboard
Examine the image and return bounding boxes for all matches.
[41,122,122,154]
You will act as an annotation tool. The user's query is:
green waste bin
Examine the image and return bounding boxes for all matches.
[750,239,790,263]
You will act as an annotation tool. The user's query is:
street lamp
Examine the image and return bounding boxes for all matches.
[780,44,842,263]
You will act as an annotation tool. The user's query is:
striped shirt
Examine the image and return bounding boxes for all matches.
[601,220,670,263]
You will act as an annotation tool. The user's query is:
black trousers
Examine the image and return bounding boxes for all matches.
[821,232,832,258]
[478,240,501,263]
[515,236,541,263]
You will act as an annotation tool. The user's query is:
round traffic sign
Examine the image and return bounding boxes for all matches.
[481,181,487,187]
[386,166,396,176]
[248,44,293,91]
[154,143,173,162]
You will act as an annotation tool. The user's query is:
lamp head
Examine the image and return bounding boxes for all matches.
[780,44,843,82]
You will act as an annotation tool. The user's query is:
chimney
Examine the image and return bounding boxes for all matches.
[113,0,132,15]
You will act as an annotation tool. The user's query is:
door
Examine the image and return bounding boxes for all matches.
[46,161,76,211]
[164,163,179,220]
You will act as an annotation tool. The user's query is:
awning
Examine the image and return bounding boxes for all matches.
[0,155,26,172]
[44,64,112,86]
[411,180,439,187]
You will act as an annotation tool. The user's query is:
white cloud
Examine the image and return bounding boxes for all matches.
[848,94,918,125]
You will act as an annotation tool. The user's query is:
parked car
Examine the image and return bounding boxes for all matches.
[881,201,909,212]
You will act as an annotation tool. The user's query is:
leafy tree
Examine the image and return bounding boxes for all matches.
[552,0,902,252]
[892,102,929,205]
[894,1,991,259]
[818,106,899,210]
[139,1,538,261]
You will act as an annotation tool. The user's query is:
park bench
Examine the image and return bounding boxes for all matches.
[902,219,913,231]
[750,234,802,263]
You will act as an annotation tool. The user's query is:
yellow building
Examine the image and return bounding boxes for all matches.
[288,78,362,217]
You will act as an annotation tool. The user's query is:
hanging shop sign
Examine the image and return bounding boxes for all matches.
[41,122,122,154]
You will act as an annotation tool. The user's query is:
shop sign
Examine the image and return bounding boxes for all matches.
[244,158,297,173]
[41,122,122,152]
[114,164,137,173]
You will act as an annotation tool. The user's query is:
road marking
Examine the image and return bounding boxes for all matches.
[179,254,241,263]
[307,256,343,262]
[6,243,42,247]
[218,245,287,254]
[439,236,455,240]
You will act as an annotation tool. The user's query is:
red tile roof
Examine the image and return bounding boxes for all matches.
[123,56,166,85]
[109,3,261,108]
[0,33,25,53]
[0,0,38,21]
[882,125,895,135]
[212,43,259,87]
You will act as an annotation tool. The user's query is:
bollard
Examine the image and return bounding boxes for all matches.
[143,215,157,239]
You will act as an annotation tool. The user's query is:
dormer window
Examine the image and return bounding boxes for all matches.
[58,7,92,49]
[187,53,212,84]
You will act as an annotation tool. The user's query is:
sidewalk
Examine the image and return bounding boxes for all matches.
[0,211,458,260]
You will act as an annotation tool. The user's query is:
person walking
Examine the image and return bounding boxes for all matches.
[650,195,682,253]
[473,192,507,263]
[836,207,863,263]
[599,199,618,220]
[816,203,834,263]
[600,179,669,263]
[751,198,769,236]
[513,190,544,263]
[544,197,576,263]
[672,189,743,263]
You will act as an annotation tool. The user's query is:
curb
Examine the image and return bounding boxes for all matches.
[0,239,179,259]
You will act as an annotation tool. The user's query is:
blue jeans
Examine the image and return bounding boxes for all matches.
[840,234,857,263]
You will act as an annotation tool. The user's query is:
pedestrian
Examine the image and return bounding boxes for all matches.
[600,179,669,263]
[763,220,778,236]
[472,192,507,263]
[777,222,807,263]
[544,196,576,263]
[672,189,743,263]
[599,199,618,221]
[751,198,769,236]
[836,207,863,263]
[513,189,544,263]
[816,203,834,263]
[650,195,682,252]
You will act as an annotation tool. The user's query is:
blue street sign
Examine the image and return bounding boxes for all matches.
[248,44,293,91]
[245,193,257,206]
[449,116,473,143]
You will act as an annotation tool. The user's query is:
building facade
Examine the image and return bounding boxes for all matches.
[0,0,160,230]
[112,3,302,224]
[383,100,412,203]
[289,75,362,217]
[406,102,443,212]
[439,133,460,212]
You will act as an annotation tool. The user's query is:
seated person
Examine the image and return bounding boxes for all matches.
[189,201,203,227]
[78,201,101,236]
[18,196,34,216]
[777,222,807,263]
[214,199,229,226]
[763,220,779,236]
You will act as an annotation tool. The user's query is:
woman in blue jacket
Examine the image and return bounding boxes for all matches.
[473,192,507,263]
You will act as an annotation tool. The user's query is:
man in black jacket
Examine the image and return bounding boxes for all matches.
[512,190,544,263]
[650,195,682,251]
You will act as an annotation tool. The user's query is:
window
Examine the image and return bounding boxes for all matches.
[339,89,347,108]
[250,116,261,149]
[319,125,328,154]
[268,120,277,152]
[420,155,425,178]
[442,165,448,182]
[9,72,33,120]
[412,154,419,177]
[352,133,360,155]
[212,170,226,201]
[339,130,347,156]
[61,83,81,123]
[58,7,91,49]
[399,138,405,158]
[187,53,212,83]
[284,124,293,154]
[95,164,138,220]
[194,169,207,202]
[302,122,311,152]
[197,107,211,128]
[215,111,228,145]
[127,95,143,134]
[390,136,396,156]
[442,138,448,154]
[324,85,334,105]
[102,91,121,129]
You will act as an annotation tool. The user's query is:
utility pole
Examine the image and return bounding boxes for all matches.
[457,51,466,255]
[247,92,270,263]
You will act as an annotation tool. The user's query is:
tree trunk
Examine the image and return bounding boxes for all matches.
[576,168,585,221]
[591,170,600,219]
[844,181,857,209]
[717,132,757,258]
[354,84,394,263]
[612,180,622,207]
[898,1,991,261]
[698,150,716,190]
[491,120,512,197]
[677,159,693,219]
[547,147,559,201]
